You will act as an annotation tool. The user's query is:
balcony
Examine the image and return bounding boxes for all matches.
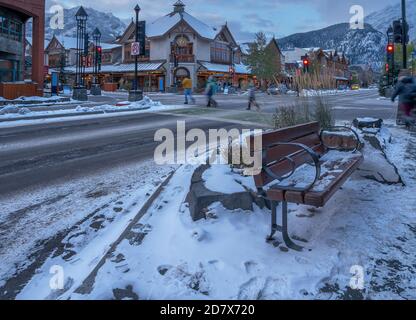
[170,54,195,63]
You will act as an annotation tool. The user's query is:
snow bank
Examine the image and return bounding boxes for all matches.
[0,96,179,122]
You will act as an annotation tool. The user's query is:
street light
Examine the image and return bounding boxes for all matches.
[73,6,88,101]
[91,27,102,96]
[128,4,143,101]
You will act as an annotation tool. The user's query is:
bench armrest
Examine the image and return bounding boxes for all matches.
[262,142,321,192]
[319,126,361,152]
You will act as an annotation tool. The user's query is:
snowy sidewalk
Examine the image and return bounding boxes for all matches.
[8,125,416,300]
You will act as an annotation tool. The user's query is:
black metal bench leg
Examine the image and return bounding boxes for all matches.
[266,201,278,241]
[281,201,303,251]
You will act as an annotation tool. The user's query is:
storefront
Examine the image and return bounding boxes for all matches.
[197,61,252,90]
[0,0,45,97]
[64,61,167,92]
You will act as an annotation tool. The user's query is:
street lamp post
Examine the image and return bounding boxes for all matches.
[73,6,88,101]
[91,27,102,96]
[128,4,143,102]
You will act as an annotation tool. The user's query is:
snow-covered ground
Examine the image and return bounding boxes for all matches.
[300,88,374,97]
[0,160,177,299]
[0,96,185,122]
[11,124,416,300]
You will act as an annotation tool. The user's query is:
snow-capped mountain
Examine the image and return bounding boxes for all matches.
[28,7,127,42]
[366,0,416,42]
[278,23,386,70]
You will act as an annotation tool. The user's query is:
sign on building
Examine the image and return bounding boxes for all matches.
[131,42,141,56]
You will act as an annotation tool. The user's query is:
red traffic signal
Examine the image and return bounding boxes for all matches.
[303,59,309,66]
[97,46,102,53]
[386,44,394,54]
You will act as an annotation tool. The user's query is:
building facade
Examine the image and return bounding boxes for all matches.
[0,0,44,94]
[83,1,251,92]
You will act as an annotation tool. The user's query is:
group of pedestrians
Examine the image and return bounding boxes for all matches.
[391,71,416,128]
[180,76,260,111]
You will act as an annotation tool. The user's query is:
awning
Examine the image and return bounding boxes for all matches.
[198,61,251,75]
[63,61,166,74]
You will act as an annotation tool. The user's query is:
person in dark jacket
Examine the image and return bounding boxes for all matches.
[392,76,416,125]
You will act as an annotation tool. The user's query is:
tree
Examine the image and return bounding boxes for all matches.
[246,32,280,87]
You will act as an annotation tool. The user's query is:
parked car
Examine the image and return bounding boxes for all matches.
[337,84,348,91]
[351,84,360,90]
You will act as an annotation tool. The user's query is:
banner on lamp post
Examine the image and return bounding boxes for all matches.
[131,42,141,56]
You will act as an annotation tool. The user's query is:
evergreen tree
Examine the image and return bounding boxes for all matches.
[246,32,280,87]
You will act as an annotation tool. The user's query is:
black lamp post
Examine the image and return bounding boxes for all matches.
[129,4,143,101]
[91,27,102,96]
[73,6,88,101]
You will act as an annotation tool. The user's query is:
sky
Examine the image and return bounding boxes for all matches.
[46,0,398,41]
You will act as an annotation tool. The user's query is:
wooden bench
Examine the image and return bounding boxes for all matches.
[249,122,363,251]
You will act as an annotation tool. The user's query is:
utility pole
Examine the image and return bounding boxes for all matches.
[402,0,407,69]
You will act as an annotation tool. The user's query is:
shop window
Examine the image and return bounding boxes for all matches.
[0,15,23,42]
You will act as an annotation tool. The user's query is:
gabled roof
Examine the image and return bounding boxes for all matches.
[146,4,217,40]
[266,38,283,55]
[215,24,238,46]
[46,36,79,51]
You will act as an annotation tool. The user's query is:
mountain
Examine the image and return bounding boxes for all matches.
[278,23,386,70]
[27,7,127,42]
[366,0,416,42]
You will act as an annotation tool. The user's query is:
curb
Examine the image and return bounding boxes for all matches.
[72,167,178,296]
[0,107,151,123]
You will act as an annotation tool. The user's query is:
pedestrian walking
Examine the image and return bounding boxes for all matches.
[205,76,218,108]
[392,71,416,127]
[246,80,260,111]
[182,77,195,105]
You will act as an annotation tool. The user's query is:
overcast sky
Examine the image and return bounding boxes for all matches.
[47,0,397,41]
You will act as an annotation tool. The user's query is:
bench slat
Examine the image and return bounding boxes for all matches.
[264,132,322,164]
[248,122,320,152]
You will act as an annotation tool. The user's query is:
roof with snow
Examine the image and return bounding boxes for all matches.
[146,2,218,40]
[281,48,310,64]
[100,43,122,50]
[54,36,79,49]
[64,61,166,74]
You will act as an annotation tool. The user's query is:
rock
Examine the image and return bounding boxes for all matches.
[357,127,404,185]
[112,285,139,300]
[321,131,359,150]
[186,165,257,221]
[353,117,383,130]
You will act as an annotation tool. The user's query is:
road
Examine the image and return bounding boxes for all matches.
[0,89,397,197]
[0,112,253,196]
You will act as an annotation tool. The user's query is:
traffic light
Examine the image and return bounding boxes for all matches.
[301,55,310,72]
[96,46,103,67]
[387,44,394,54]
[393,20,403,43]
